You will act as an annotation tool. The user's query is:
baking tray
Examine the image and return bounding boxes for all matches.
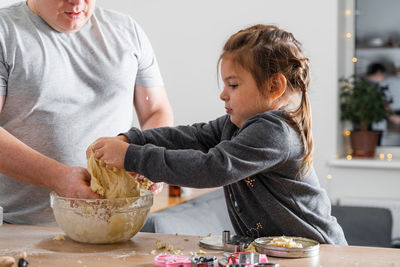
[253,236,319,258]
[199,235,223,250]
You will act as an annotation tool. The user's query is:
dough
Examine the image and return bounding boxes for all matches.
[87,151,152,198]
[52,151,154,244]
[267,236,303,248]
[0,256,15,267]
[53,234,65,241]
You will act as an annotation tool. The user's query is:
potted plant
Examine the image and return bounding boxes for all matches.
[339,76,390,158]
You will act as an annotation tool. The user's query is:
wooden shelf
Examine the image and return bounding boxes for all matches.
[329,158,400,170]
[356,46,400,50]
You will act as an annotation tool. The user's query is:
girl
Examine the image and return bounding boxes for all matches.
[89,24,347,245]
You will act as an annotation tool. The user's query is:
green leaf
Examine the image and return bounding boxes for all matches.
[339,76,390,128]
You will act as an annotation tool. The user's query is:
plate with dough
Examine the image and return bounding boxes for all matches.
[253,236,319,258]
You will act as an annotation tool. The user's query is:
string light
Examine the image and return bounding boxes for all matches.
[342,7,397,164]
[343,130,351,136]
[327,174,333,179]
[342,7,396,164]
[344,9,352,16]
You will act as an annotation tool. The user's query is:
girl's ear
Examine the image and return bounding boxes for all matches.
[268,73,287,101]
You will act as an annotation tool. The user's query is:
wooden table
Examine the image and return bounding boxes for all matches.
[1,225,400,266]
[150,186,218,213]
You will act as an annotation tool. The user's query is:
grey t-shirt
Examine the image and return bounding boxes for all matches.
[122,111,347,245]
[0,2,163,224]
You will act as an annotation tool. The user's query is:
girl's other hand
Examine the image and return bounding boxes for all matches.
[91,137,129,170]
[129,172,164,195]
[149,182,164,195]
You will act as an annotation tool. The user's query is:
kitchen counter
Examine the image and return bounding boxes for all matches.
[151,186,218,213]
[1,225,400,266]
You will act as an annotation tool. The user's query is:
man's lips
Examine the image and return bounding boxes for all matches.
[225,107,232,114]
[65,11,83,19]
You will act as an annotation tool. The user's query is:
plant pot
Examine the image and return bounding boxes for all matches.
[350,131,380,158]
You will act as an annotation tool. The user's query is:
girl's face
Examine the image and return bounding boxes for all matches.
[220,58,271,128]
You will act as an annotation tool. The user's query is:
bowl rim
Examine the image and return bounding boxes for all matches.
[50,190,153,202]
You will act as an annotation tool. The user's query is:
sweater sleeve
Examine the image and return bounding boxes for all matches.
[121,115,229,151]
[124,113,292,188]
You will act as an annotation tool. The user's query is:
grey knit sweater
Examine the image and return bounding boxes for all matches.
[122,110,347,245]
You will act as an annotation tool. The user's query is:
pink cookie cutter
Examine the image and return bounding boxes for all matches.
[154,254,192,267]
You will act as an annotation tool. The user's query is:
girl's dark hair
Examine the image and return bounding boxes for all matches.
[218,24,313,176]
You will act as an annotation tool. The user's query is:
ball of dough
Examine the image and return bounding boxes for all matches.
[0,256,15,267]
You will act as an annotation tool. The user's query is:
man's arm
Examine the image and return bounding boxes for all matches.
[0,96,5,112]
[134,85,174,129]
[133,85,173,194]
[0,106,99,199]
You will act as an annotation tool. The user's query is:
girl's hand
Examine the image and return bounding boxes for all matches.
[129,172,164,195]
[91,138,130,170]
[86,135,128,159]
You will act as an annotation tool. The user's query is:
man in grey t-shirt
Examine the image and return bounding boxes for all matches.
[0,0,173,224]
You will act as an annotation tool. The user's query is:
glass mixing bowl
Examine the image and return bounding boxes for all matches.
[50,190,153,244]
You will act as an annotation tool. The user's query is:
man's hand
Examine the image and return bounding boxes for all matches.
[89,137,129,170]
[53,166,101,199]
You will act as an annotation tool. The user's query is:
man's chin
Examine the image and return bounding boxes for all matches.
[53,19,87,33]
